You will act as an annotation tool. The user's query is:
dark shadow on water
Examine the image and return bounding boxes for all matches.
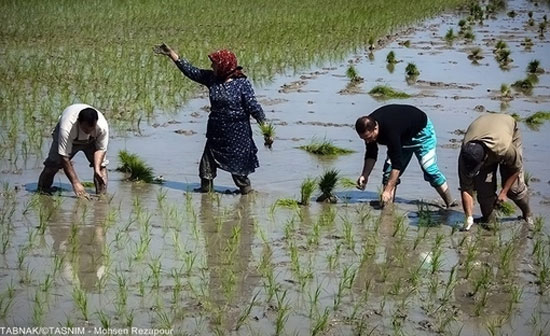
[25,182,72,193]
[334,190,408,204]
[162,180,238,194]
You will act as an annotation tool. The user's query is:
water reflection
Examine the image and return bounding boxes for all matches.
[45,198,107,292]
[199,194,259,330]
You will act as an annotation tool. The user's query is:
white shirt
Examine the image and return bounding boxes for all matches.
[57,104,109,157]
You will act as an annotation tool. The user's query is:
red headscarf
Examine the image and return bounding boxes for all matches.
[208,49,245,80]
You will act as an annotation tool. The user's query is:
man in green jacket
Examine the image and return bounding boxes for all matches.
[459,114,532,231]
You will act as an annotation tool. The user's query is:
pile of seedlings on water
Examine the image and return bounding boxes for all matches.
[117,150,155,183]
[259,122,275,148]
[369,85,411,99]
[316,169,339,203]
[299,139,354,156]
[346,64,364,84]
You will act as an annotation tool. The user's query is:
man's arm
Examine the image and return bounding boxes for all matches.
[381,169,400,203]
[498,170,520,203]
[61,156,87,198]
[357,157,376,189]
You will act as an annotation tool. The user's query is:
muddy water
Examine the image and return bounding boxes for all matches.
[1,0,550,335]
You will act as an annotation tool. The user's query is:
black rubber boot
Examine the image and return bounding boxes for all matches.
[194,179,213,193]
[514,195,533,224]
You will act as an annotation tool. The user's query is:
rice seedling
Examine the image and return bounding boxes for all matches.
[467,47,484,60]
[496,49,512,66]
[72,286,89,321]
[528,18,535,27]
[527,59,543,74]
[430,233,445,274]
[96,310,111,329]
[522,37,534,49]
[368,36,375,51]
[299,177,317,206]
[311,307,330,336]
[368,85,411,99]
[402,40,411,48]
[299,139,354,156]
[40,273,54,293]
[307,282,323,318]
[500,83,512,99]
[494,40,507,51]
[274,289,291,336]
[525,111,550,127]
[235,292,259,330]
[386,51,397,64]
[507,10,516,17]
[346,64,364,84]
[444,28,456,42]
[405,62,420,77]
[155,310,174,330]
[463,31,476,41]
[117,150,155,183]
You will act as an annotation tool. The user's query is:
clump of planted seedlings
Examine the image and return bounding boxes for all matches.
[521,37,534,49]
[500,83,512,99]
[496,48,512,67]
[468,47,484,61]
[259,122,275,148]
[511,77,534,93]
[386,51,397,64]
[346,64,364,84]
[369,85,411,99]
[405,62,420,79]
[527,59,544,74]
[117,150,155,183]
[299,139,354,156]
[444,28,456,43]
[316,169,339,203]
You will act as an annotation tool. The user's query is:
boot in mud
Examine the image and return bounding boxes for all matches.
[194,179,213,193]
[435,182,458,209]
[514,195,533,227]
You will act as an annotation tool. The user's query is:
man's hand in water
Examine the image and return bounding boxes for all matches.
[73,182,90,199]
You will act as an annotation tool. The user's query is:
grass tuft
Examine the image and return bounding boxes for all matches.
[386,51,397,64]
[346,64,364,83]
[117,150,154,183]
[369,85,411,99]
[527,60,543,74]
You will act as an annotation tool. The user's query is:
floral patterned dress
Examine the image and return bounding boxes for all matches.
[175,58,265,176]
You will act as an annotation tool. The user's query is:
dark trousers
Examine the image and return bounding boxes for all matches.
[199,146,251,190]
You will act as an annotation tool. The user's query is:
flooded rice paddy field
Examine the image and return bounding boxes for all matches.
[1,0,550,335]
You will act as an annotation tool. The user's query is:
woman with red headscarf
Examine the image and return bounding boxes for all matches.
[155,43,266,194]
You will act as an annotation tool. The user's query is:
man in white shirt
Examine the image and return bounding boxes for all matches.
[38,104,109,198]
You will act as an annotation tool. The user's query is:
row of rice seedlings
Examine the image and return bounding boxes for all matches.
[368,85,411,99]
[299,139,354,156]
